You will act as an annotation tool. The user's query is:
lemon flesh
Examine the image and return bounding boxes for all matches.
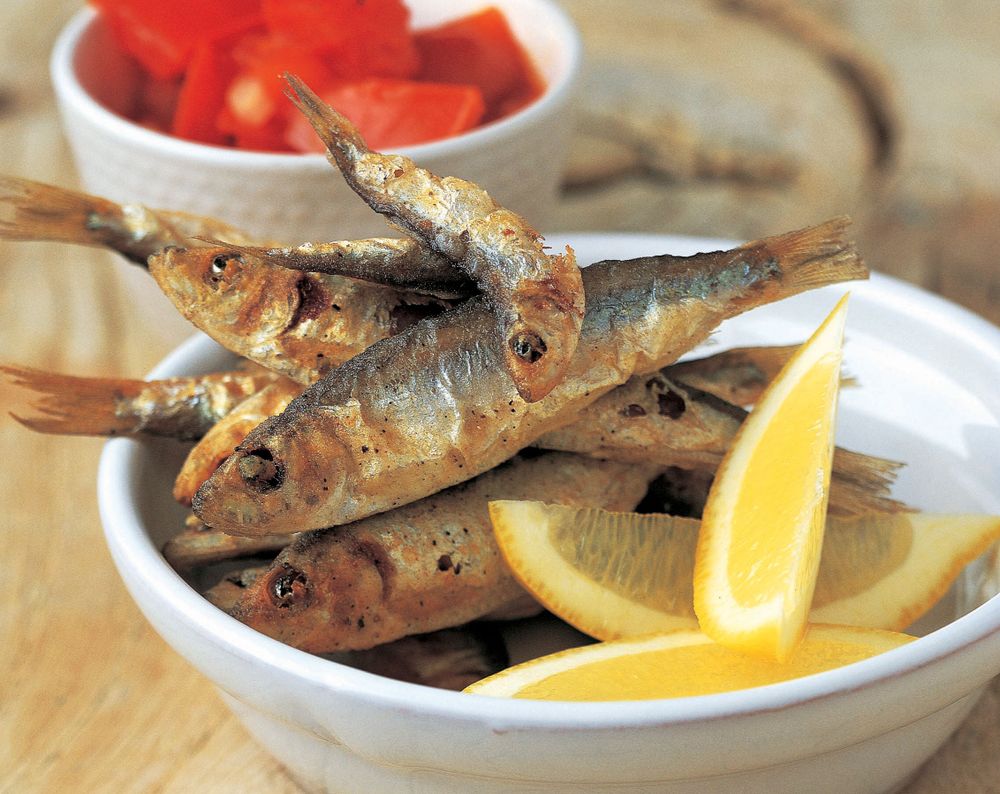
[465,625,914,701]
[489,500,700,640]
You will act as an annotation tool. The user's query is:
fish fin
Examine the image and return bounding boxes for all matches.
[0,175,124,248]
[0,363,142,436]
[761,216,869,291]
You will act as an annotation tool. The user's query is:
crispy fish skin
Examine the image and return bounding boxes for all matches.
[204,565,268,612]
[201,239,474,300]
[194,218,867,536]
[226,453,660,653]
[285,74,585,402]
[666,345,857,407]
[149,246,451,384]
[535,374,905,516]
[0,175,257,264]
[1,364,279,441]
[0,348,788,443]
[539,375,747,470]
[666,345,799,406]
[211,572,513,690]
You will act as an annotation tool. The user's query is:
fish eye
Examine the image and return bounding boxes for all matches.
[211,252,240,275]
[237,447,285,491]
[511,331,547,363]
[267,564,309,608]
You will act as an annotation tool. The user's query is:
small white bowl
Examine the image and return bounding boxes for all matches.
[49,0,581,342]
[98,232,1000,794]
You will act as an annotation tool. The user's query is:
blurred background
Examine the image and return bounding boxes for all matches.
[553,0,1000,327]
[1,1,998,791]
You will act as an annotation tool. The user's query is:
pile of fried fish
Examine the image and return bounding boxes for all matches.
[0,76,903,689]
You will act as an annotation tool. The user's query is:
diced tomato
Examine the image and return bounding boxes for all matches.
[219,105,290,152]
[230,31,338,110]
[96,0,537,152]
[209,28,340,151]
[262,0,418,78]
[90,0,262,79]
[172,17,265,146]
[285,79,485,152]
[414,7,543,119]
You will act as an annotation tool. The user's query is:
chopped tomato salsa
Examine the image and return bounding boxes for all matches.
[414,7,544,123]
[90,0,545,151]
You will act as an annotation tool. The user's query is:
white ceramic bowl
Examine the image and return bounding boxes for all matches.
[98,233,1000,794]
[50,1,581,340]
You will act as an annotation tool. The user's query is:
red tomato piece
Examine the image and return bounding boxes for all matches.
[285,79,485,152]
[262,0,418,78]
[215,29,340,151]
[91,0,262,79]
[172,17,265,146]
[219,106,290,152]
[230,31,337,110]
[414,7,544,121]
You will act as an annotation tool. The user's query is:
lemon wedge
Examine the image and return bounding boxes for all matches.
[812,512,1000,630]
[488,500,1000,638]
[693,294,849,661]
[488,500,702,639]
[464,625,914,700]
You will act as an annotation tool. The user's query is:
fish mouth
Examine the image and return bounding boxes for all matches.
[149,246,227,311]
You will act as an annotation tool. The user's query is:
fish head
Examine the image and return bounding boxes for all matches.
[148,246,300,338]
[228,530,395,652]
[192,407,352,536]
[505,253,586,402]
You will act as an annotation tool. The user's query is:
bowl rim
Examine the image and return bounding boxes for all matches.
[50,2,582,169]
[97,230,1000,730]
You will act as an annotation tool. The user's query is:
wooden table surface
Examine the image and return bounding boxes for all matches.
[1,3,998,792]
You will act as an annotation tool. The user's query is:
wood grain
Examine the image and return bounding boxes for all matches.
[0,3,997,792]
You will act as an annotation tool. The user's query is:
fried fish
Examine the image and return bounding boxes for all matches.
[195,218,867,536]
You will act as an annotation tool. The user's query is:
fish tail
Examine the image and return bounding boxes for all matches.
[1,364,142,436]
[828,447,911,516]
[283,73,369,169]
[832,447,905,492]
[0,175,127,249]
[760,216,868,293]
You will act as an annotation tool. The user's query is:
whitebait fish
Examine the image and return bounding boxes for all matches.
[194,218,867,536]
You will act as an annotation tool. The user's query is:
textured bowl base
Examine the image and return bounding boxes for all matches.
[217,687,983,794]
